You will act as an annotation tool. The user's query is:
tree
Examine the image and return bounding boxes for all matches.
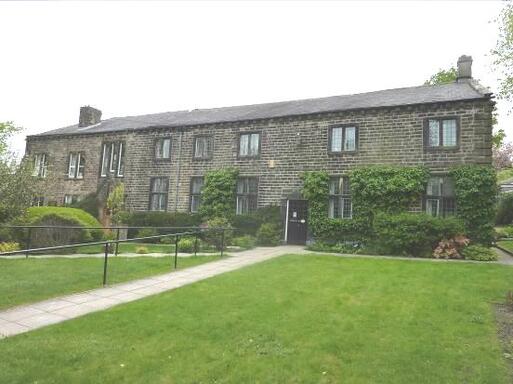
[0,122,43,223]
[106,183,125,224]
[424,67,457,85]
[492,2,513,103]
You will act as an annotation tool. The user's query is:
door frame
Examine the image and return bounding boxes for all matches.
[284,198,308,244]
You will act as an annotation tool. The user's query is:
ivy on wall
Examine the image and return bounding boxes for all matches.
[449,165,498,245]
[199,168,239,220]
[350,166,429,219]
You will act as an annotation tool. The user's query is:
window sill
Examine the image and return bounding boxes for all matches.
[424,146,460,152]
[328,150,358,156]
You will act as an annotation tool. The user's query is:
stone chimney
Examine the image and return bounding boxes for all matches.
[456,55,472,83]
[79,106,102,127]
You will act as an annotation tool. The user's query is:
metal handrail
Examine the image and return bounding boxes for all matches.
[0,226,227,286]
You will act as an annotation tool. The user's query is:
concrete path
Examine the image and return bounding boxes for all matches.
[0,245,304,339]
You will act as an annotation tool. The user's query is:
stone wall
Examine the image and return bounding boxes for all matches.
[26,98,494,212]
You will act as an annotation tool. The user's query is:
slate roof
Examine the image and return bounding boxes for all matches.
[33,81,491,137]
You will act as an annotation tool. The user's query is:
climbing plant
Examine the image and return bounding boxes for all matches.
[199,168,239,220]
[449,165,498,245]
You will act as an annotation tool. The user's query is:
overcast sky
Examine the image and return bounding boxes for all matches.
[1,0,510,156]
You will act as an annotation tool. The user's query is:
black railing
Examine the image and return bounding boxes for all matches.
[0,226,227,286]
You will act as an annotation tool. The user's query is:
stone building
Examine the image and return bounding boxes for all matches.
[26,55,494,243]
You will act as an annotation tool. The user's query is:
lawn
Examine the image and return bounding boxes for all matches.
[74,242,176,254]
[0,254,222,309]
[498,240,513,253]
[0,254,512,383]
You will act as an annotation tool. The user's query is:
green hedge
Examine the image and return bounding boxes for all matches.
[122,211,202,237]
[199,168,238,220]
[373,213,465,257]
[16,207,104,248]
[496,193,513,225]
[232,205,282,236]
[450,165,497,245]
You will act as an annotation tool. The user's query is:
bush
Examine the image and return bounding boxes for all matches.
[232,214,262,236]
[203,217,233,250]
[461,245,498,261]
[496,193,513,225]
[306,241,359,254]
[136,228,159,243]
[0,242,20,253]
[373,213,465,257]
[15,207,104,248]
[70,193,99,219]
[231,235,257,249]
[432,235,470,259]
[199,168,238,220]
[177,237,195,253]
[160,236,174,244]
[256,223,282,246]
[135,246,149,255]
[123,211,202,237]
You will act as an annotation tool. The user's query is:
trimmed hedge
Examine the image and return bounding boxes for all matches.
[496,193,513,225]
[232,205,282,236]
[16,207,104,248]
[122,211,202,237]
[373,213,465,257]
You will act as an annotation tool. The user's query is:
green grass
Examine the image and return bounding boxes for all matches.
[76,242,175,254]
[0,255,222,309]
[497,240,513,252]
[0,254,512,383]
[497,167,513,184]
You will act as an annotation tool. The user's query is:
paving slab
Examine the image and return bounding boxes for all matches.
[0,246,305,339]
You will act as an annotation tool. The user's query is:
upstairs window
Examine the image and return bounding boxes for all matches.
[425,118,458,148]
[149,177,169,211]
[236,177,258,214]
[33,153,48,178]
[239,132,260,158]
[68,152,85,179]
[100,142,125,177]
[194,136,213,160]
[155,137,171,160]
[329,126,358,153]
[190,177,204,213]
[425,176,456,217]
[328,176,352,219]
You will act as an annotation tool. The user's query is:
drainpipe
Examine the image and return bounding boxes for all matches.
[174,130,183,212]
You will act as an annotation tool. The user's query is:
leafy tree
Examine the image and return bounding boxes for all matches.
[424,67,457,85]
[492,2,513,103]
[0,122,44,224]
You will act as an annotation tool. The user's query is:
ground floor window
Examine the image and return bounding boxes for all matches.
[425,176,456,217]
[236,177,258,215]
[32,196,45,207]
[328,176,352,219]
[149,177,169,211]
[64,195,80,206]
[190,177,204,213]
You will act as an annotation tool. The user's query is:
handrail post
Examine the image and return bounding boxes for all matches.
[220,228,225,257]
[174,235,179,269]
[194,230,198,257]
[25,227,32,259]
[103,242,109,286]
[115,228,120,256]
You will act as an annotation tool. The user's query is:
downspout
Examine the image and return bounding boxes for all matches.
[174,129,183,212]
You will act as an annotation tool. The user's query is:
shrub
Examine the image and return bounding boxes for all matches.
[373,213,465,257]
[232,214,261,236]
[0,242,20,253]
[135,246,149,255]
[432,235,470,259]
[160,236,174,244]
[199,168,238,220]
[461,245,498,261]
[256,223,282,246]
[177,237,195,253]
[496,193,513,225]
[15,207,104,248]
[70,193,99,219]
[231,235,257,249]
[136,228,159,243]
[500,226,513,238]
[450,165,498,245]
[306,241,359,254]
[123,212,202,237]
[203,217,233,250]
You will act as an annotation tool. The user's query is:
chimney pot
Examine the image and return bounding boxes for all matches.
[456,55,472,83]
[79,106,102,127]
